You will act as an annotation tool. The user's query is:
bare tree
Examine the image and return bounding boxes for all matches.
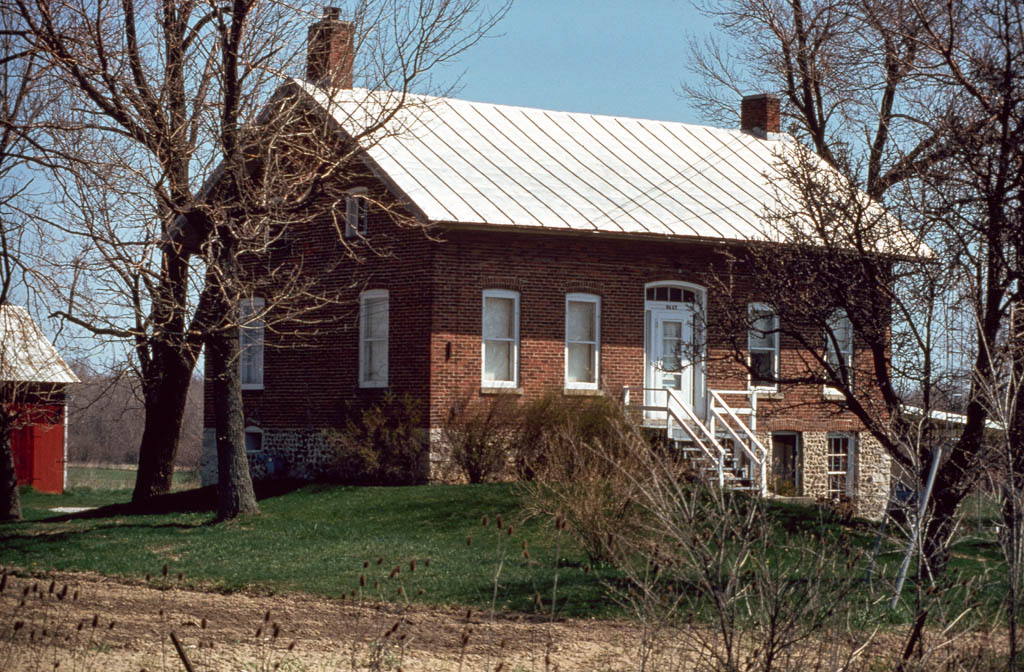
[689,0,1022,575]
[12,0,509,517]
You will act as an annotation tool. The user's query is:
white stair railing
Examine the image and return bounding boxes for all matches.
[708,389,768,496]
[623,385,768,495]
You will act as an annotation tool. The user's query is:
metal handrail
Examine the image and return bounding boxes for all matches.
[708,389,768,495]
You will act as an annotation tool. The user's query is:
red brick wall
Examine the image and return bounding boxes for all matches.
[204,181,435,431]
[426,228,871,433]
[208,191,878,439]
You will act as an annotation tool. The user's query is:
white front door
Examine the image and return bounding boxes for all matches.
[645,307,702,421]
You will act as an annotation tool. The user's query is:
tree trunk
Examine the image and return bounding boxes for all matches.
[132,248,196,505]
[0,414,21,522]
[205,232,258,521]
[208,320,258,520]
[131,349,193,504]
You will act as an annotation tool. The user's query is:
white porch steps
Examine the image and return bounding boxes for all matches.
[623,387,769,496]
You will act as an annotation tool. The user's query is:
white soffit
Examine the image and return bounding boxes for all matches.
[0,305,78,384]
[301,83,927,255]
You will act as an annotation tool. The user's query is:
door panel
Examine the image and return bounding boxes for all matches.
[645,307,698,420]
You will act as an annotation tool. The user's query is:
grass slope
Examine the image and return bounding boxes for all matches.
[0,482,1006,621]
[2,483,612,617]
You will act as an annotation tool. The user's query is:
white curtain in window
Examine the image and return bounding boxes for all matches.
[483,294,516,383]
[566,299,597,384]
[484,297,513,339]
[361,294,388,385]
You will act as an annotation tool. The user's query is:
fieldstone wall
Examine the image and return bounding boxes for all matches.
[798,430,888,521]
[855,433,890,521]
[200,429,339,486]
[802,431,829,501]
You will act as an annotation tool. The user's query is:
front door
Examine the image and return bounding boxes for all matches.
[645,307,701,421]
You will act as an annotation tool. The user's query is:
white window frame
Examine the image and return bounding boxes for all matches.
[344,188,369,239]
[748,303,779,391]
[244,426,264,454]
[359,289,389,388]
[565,293,601,390]
[239,297,265,390]
[824,309,854,395]
[826,433,856,499]
[481,289,520,388]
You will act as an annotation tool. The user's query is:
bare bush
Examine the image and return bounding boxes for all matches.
[324,393,427,486]
[440,392,521,484]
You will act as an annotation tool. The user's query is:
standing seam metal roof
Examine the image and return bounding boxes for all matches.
[300,82,920,254]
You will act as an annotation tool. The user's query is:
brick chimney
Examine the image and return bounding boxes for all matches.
[306,7,354,89]
[741,94,780,137]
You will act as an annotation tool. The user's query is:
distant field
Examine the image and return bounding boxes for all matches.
[66,464,200,491]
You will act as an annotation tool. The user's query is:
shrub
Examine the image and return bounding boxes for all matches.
[324,393,427,485]
[440,393,521,483]
[518,393,655,564]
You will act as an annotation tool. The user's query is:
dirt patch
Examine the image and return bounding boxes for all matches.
[0,571,639,671]
[0,571,1009,671]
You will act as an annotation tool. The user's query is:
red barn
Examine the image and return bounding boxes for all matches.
[2,305,78,494]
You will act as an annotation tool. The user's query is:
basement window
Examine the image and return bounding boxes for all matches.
[826,433,855,499]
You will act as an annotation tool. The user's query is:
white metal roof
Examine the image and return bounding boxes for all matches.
[0,305,79,384]
[301,84,925,254]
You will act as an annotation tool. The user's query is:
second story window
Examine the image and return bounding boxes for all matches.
[482,289,519,387]
[748,303,778,390]
[239,297,265,390]
[344,189,368,239]
[565,293,600,389]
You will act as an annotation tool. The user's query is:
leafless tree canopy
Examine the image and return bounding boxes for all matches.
[689,0,1022,577]
[6,0,508,516]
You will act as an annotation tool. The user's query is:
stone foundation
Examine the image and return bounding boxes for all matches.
[200,429,341,486]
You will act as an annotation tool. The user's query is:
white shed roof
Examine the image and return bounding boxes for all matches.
[0,305,79,384]
[301,84,924,254]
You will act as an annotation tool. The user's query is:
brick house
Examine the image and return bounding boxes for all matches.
[201,10,895,519]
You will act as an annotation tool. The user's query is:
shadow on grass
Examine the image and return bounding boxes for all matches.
[39,478,309,522]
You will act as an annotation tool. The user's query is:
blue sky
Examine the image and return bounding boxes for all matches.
[452,0,717,124]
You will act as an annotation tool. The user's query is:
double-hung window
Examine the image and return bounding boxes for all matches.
[748,303,779,390]
[239,297,265,390]
[359,289,388,387]
[565,293,600,389]
[344,188,369,239]
[482,289,519,387]
[825,309,853,386]
[826,433,855,499]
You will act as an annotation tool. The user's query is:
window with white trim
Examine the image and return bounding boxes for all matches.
[565,293,600,388]
[244,426,263,453]
[359,290,388,387]
[482,289,519,387]
[826,433,855,499]
[748,303,779,390]
[344,188,368,239]
[825,309,854,385]
[239,297,264,390]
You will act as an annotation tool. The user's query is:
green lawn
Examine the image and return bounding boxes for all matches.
[0,482,1006,621]
[2,483,613,617]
